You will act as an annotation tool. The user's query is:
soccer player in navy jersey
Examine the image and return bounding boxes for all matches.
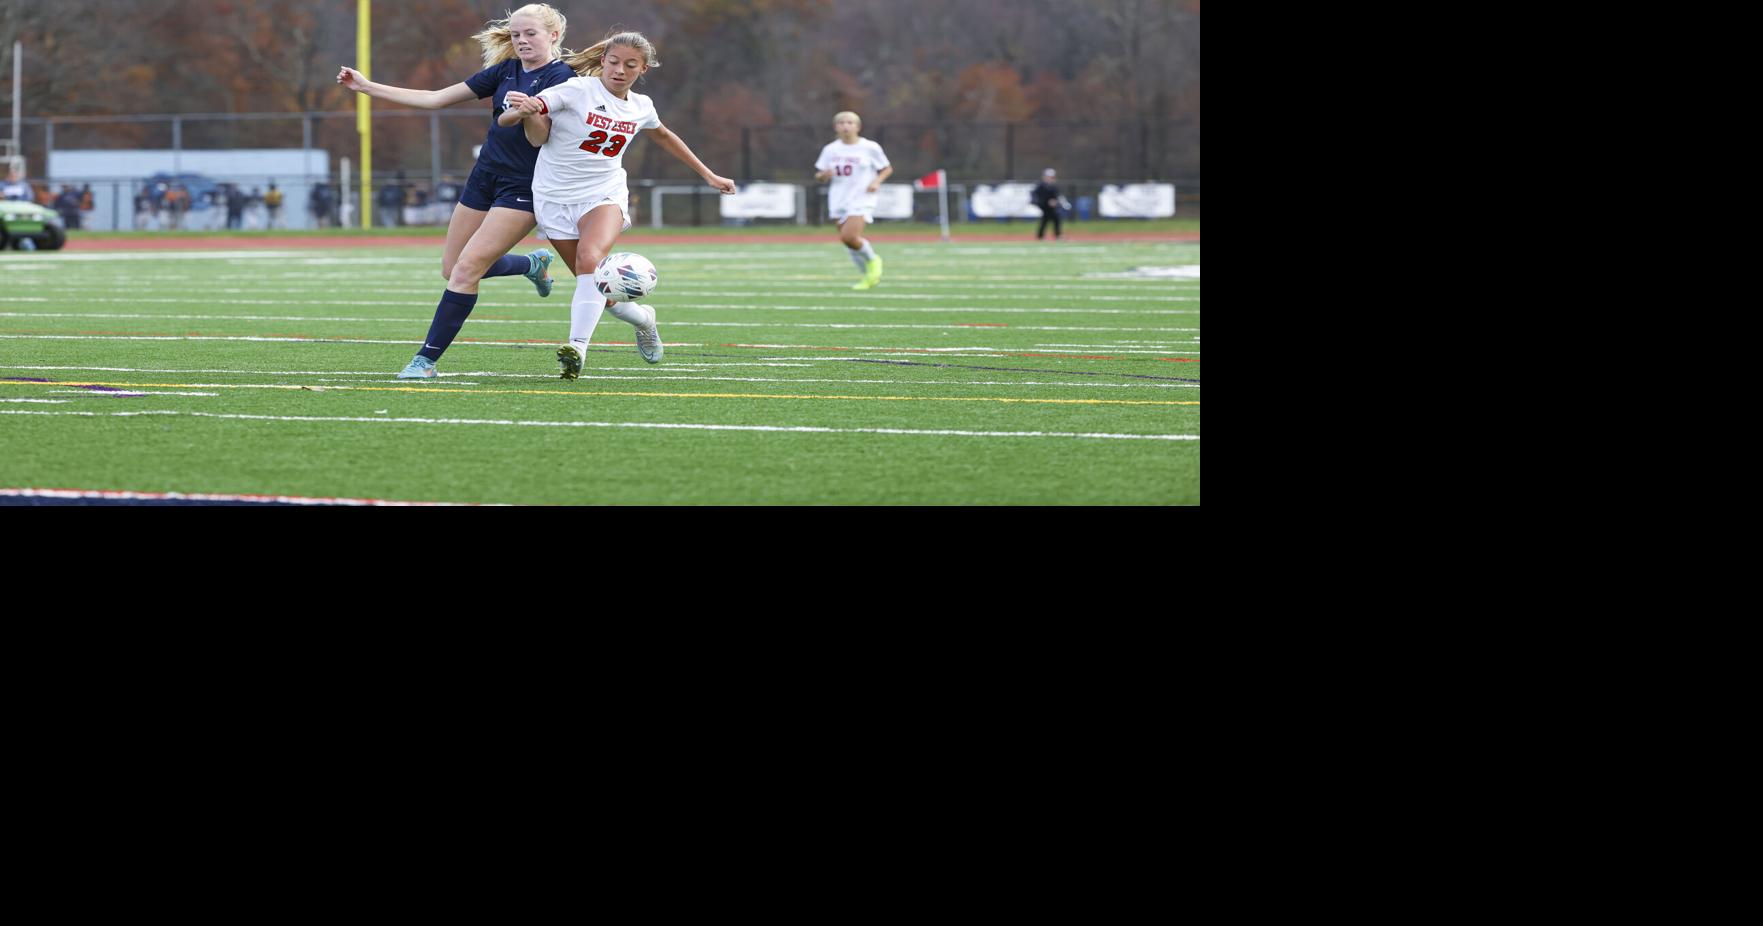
[338,3,580,379]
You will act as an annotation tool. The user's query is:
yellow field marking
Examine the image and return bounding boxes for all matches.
[2,379,1199,407]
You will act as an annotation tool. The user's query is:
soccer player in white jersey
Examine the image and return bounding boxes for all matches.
[502,31,734,379]
[814,112,893,290]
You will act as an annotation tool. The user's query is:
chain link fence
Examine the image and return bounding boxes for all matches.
[6,111,1199,230]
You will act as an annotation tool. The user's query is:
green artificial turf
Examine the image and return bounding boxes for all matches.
[1,237,1199,504]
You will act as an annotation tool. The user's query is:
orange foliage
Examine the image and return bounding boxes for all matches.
[952,64,1032,123]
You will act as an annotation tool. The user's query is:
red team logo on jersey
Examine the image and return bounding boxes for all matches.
[585,112,637,134]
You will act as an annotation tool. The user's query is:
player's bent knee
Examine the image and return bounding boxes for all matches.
[576,250,608,276]
[448,262,490,289]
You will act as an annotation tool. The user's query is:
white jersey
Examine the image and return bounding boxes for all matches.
[815,138,890,217]
[532,75,662,202]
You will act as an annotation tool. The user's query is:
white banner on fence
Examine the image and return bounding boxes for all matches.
[816,184,913,220]
[969,183,1042,219]
[873,184,913,219]
[1099,183,1177,218]
[721,182,800,219]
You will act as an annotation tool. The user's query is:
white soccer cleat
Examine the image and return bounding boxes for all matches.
[633,305,663,364]
[397,354,438,379]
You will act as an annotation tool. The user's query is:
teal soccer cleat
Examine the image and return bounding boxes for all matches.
[397,354,437,379]
[525,248,555,297]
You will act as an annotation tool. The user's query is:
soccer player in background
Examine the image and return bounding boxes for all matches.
[338,3,576,379]
[1032,167,1064,241]
[2,164,32,201]
[814,112,892,289]
[263,183,283,228]
[502,31,735,379]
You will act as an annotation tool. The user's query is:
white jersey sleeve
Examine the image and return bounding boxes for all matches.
[535,79,585,120]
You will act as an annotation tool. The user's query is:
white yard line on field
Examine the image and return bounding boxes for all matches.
[0,487,494,506]
[0,364,1195,390]
[44,390,219,397]
[1,317,1197,336]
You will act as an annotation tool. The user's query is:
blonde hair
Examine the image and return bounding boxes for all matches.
[834,111,862,128]
[562,31,660,78]
[474,4,568,68]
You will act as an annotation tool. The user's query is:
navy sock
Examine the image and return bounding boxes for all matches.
[418,290,478,361]
[484,253,529,278]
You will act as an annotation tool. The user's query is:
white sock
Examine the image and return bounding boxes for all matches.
[569,275,605,344]
[858,240,877,261]
[848,246,868,271]
[606,300,652,328]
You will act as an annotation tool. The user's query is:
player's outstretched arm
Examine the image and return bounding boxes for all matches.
[337,67,475,109]
[651,125,736,193]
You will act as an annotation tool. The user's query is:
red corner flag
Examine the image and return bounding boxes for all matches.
[915,169,951,242]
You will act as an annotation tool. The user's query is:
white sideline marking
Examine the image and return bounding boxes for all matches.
[24,280,1200,297]
[0,409,1199,442]
[1,334,428,345]
[0,487,494,506]
[10,297,1200,315]
[1,297,439,308]
[1039,341,1200,348]
[1,307,1197,331]
[0,333,1197,349]
[0,364,1195,390]
[1085,265,1201,279]
[830,352,1201,359]
[0,364,813,376]
[724,342,1188,354]
[1029,342,1205,350]
[45,390,218,397]
[0,250,344,262]
[1,292,1197,307]
[1,398,70,404]
[664,287,1202,299]
[660,321,1200,333]
[678,304,1198,314]
[2,310,1200,332]
[658,291,1201,303]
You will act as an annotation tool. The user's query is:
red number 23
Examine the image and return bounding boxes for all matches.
[580,131,629,157]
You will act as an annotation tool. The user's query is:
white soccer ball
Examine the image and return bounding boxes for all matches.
[594,252,659,303]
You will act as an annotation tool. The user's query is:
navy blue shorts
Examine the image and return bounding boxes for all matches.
[458,163,536,212]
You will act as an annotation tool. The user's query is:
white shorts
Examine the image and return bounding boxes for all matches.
[534,188,631,240]
[828,190,879,224]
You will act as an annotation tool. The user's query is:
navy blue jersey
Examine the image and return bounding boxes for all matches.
[464,59,577,180]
